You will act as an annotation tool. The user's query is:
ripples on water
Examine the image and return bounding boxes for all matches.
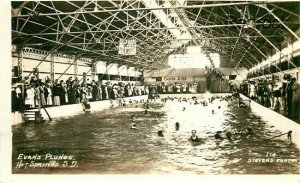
[12,95,300,174]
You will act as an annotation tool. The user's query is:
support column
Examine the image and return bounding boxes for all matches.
[17,46,25,102]
[117,64,120,81]
[106,63,110,81]
[140,69,144,83]
[128,67,130,82]
[50,53,55,82]
[74,57,78,79]
[91,61,96,81]
[287,36,294,70]
[17,47,23,81]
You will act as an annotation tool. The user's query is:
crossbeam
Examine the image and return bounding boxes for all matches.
[12,2,252,18]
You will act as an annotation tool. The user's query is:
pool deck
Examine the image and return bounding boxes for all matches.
[240,94,300,149]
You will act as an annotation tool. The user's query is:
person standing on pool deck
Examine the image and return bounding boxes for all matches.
[256,79,265,104]
[266,80,274,108]
[248,81,256,100]
[291,77,300,120]
[272,79,284,110]
[286,77,295,117]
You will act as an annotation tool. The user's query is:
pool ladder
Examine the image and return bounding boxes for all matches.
[23,110,44,123]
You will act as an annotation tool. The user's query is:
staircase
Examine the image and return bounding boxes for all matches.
[23,109,44,123]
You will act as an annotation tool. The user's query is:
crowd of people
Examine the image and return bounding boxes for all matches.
[154,82,203,94]
[238,74,300,121]
[11,74,150,112]
[205,66,226,81]
[12,71,300,123]
[147,67,229,95]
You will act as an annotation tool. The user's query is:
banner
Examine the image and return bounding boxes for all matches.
[118,39,136,55]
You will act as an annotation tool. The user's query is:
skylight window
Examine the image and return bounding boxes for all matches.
[168,46,220,68]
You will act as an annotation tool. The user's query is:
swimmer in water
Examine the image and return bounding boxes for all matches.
[145,103,150,109]
[190,130,200,142]
[226,131,232,140]
[131,123,137,129]
[245,127,253,135]
[215,131,223,140]
[130,116,137,129]
[175,122,180,130]
[157,130,164,137]
[231,115,236,120]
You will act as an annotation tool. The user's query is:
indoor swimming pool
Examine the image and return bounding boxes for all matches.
[12,94,300,174]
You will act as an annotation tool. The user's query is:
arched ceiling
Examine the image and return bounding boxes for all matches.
[11,0,300,71]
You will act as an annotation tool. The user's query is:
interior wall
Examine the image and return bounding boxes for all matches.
[12,52,143,84]
[107,63,119,75]
[12,52,92,82]
[95,62,141,77]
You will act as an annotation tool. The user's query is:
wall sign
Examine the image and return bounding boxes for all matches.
[164,76,187,81]
[119,39,136,55]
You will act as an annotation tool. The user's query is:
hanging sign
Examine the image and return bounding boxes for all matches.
[118,39,136,55]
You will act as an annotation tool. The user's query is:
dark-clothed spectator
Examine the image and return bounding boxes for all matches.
[92,83,98,101]
[292,78,300,120]
[53,84,61,106]
[286,77,294,117]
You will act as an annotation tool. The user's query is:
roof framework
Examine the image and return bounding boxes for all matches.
[11,0,300,72]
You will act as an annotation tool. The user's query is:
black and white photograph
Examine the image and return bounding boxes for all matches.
[1,0,300,182]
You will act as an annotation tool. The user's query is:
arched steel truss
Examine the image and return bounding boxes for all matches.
[11,0,300,74]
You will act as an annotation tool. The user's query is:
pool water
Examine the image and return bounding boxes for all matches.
[12,95,300,174]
